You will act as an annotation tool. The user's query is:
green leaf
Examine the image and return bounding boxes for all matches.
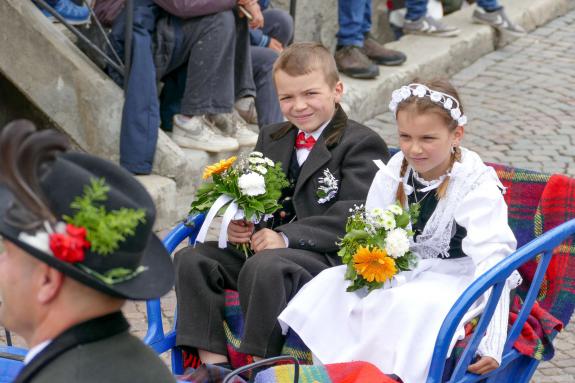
[345,229,370,241]
[64,178,147,256]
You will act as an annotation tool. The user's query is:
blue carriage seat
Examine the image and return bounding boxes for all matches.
[143,162,575,382]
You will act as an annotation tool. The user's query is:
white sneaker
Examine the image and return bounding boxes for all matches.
[235,124,259,147]
[172,114,239,152]
[207,111,259,147]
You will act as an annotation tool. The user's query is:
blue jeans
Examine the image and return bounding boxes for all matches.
[109,0,160,174]
[405,0,501,21]
[337,0,371,47]
[251,9,293,127]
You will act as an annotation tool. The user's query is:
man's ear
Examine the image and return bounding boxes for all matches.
[36,263,64,304]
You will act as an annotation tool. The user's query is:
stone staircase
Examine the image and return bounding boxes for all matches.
[2,0,573,230]
[0,0,216,230]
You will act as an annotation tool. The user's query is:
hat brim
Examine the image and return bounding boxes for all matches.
[0,186,174,300]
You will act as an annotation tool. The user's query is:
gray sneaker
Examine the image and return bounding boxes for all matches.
[207,111,259,147]
[172,114,239,152]
[472,7,526,36]
[403,15,460,37]
[235,97,258,125]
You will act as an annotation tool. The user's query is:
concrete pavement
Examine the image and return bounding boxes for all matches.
[1,4,574,382]
[365,8,575,382]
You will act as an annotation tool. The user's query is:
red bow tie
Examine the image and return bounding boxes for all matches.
[295,132,316,150]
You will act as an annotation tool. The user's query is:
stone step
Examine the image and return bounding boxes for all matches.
[339,0,575,124]
[135,175,178,231]
[0,0,196,231]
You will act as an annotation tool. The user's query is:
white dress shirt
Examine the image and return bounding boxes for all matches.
[24,340,52,365]
[280,120,331,247]
[295,120,330,166]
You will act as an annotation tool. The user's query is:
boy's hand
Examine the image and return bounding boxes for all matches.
[228,220,254,244]
[468,356,499,375]
[251,229,286,252]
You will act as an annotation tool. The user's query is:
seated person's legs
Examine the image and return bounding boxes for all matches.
[237,8,294,127]
[36,0,90,25]
[472,0,525,35]
[335,0,406,79]
[236,249,335,357]
[403,0,461,37]
[174,242,246,363]
[251,47,283,127]
[160,10,257,152]
[261,8,294,47]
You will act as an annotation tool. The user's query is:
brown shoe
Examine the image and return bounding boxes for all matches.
[362,36,407,66]
[334,46,380,79]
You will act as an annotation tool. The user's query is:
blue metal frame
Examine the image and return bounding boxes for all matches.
[145,217,575,382]
[2,214,571,382]
[143,213,206,374]
[427,218,575,383]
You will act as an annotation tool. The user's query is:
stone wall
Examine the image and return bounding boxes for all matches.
[271,0,394,50]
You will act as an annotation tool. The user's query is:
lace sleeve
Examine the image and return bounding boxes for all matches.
[454,180,521,363]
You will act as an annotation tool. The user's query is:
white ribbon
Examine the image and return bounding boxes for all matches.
[195,194,249,249]
[219,201,241,249]
[195,195,233,246]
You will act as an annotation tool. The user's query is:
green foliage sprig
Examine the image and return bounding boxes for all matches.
[190,152,289,220]
[337,203,419,292]
[64,178,146,255]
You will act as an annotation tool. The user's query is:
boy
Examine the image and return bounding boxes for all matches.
[174,42,390,370]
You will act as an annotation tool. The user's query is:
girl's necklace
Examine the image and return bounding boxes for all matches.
[411,173,434,205]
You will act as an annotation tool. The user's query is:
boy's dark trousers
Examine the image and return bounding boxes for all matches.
[174,242,337,357]
[174,106,390,358]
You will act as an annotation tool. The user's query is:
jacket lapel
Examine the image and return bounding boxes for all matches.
[13,312,129,383]
[266,125,297,175]
[294,106,347,196]
[294,137,331,197]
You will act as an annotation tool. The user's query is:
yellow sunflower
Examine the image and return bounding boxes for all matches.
[353,246,397,283]
[202,156,237,179]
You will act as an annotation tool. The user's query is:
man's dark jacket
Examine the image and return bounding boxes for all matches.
[14,312,176,383]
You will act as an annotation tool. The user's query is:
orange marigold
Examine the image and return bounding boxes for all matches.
[202,156,237,179]
[353,246,397,283]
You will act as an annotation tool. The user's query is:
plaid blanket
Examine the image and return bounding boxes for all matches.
[222,291,313,369]
[183,165,575,380]
[454,171,575,361]
[253,362,398,383]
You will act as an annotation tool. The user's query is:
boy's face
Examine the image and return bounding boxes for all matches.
[275,69,343,134]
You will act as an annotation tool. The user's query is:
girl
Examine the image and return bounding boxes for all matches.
[278,80,521,383]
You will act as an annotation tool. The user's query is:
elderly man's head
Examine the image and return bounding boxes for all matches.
[0,120,173,347]
[0,239,124,345]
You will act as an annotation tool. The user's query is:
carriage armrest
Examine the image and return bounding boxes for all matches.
[426,218,575,383]
[144,214,205,371]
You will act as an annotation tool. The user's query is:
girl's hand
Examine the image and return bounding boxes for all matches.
[251,229,286,252]
[227,220,254,244]
[468,356,499,375]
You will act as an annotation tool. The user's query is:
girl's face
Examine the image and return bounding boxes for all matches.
[397,109,464,181]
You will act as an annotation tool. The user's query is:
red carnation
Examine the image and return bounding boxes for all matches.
[49,224,91,263]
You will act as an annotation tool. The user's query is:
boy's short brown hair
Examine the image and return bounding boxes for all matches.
[273,42,340,87]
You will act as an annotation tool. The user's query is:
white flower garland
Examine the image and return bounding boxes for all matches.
[389,83,468,126]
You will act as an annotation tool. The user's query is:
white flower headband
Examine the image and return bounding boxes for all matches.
[388,83,468,126]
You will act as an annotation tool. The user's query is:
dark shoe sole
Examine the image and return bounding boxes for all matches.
[340,67,380,79]
[369,56,407,66]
